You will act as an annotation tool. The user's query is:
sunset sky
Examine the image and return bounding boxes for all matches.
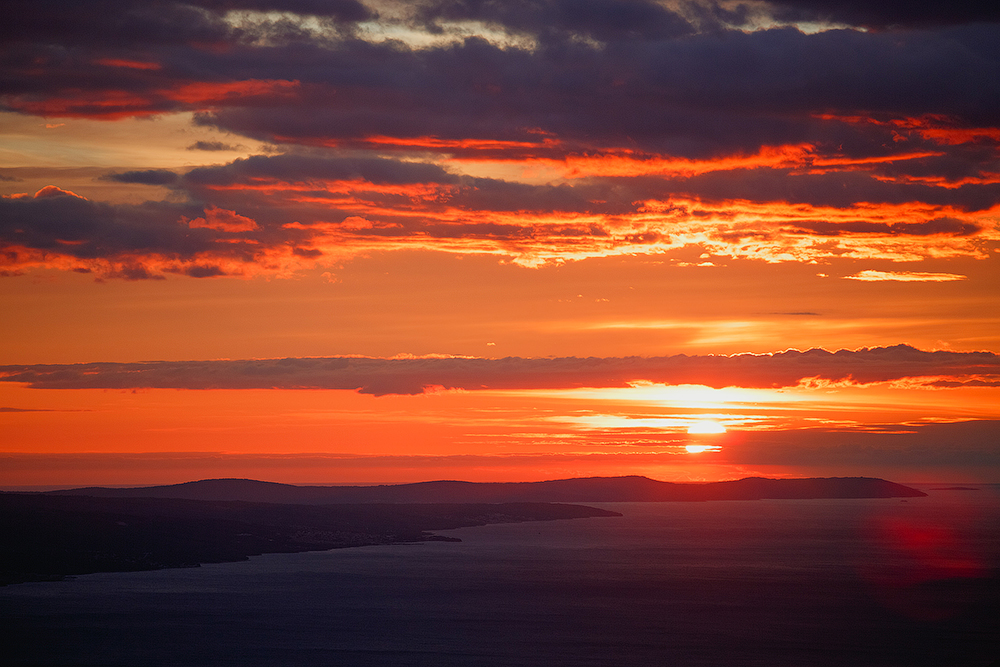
[2,0,999,487]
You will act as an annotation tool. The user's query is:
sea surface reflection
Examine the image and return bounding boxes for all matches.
[3,486,999,666]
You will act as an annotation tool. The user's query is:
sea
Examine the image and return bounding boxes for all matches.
[3,485,999,667]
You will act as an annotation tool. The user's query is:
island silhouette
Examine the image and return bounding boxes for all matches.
[2,476,925,586]
[43,474,926,503]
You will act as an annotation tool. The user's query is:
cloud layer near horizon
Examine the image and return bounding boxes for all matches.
[1,0,998,278]
[2,345,997,395]
[4,420,1000,483]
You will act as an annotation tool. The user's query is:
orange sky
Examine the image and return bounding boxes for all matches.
[2,1,999,487]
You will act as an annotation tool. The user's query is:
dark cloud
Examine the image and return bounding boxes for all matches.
[0,187,267,278]
[182,264,227,278]
[173,152,993,225]
[1,1,997,275]
[187,140,244,151]
[925,379,1000,388]
[0,1,229,48]
[0,188,199,257]
[195,0,370,19]
[867,149,1000,186]
[6,17,997,158]
[764,0,1000,30]
[2,142,991,280]
[450,177,630,215]
[415,0,696,42]
[101,169,179,186]
[1,159,631,277]
[0,0,370,47]
[729,420,1000,471]
[1,345,996,395]
[182,153,458,188]
[782,218,983,238]
[640,168,1000,213]
[173,152,644,228]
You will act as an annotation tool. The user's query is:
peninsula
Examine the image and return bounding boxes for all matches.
[0,495,618,586]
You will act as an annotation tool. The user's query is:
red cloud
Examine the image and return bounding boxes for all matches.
[186,206,259,232]
[94,58,162,71]
[7,80,300,120]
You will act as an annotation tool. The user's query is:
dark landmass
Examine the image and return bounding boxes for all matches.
[1,476,924,586]
[932,487,980,491]
[44,475,928,504]
[0,495,620,587]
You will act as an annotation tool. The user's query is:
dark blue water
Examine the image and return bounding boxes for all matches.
[3,487,999,666]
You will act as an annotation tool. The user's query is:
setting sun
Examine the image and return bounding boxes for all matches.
[687,420,727,435]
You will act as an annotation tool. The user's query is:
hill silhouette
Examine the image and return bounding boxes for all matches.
[46,475,926,504]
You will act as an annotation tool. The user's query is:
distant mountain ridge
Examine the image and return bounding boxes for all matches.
[45,475,927,503]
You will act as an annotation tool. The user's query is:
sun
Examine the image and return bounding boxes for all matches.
[687,420,726,435]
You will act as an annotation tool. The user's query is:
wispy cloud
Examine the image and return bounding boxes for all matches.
[844,270,968,282]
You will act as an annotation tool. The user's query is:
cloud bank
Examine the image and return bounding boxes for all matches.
[1,345,997,395]
[1,0,998,278]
